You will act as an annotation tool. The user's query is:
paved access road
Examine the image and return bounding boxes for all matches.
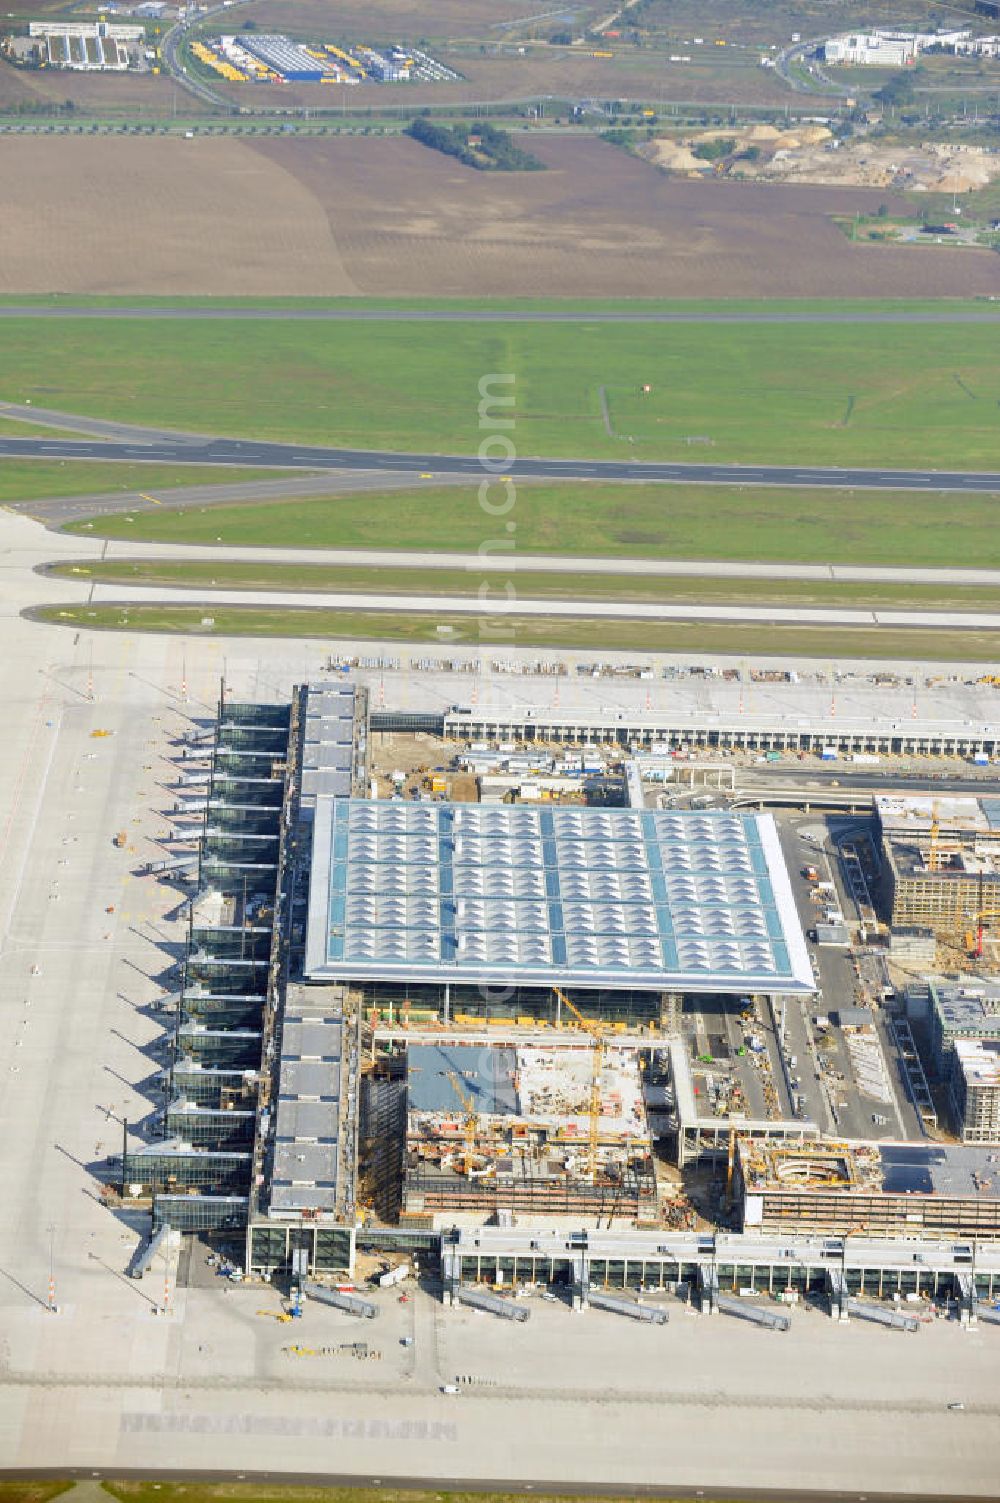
[4,432,1000,494]
[83,581,1000,631]
[78,539,1000,587]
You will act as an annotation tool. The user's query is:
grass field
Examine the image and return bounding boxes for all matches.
[0,463,297,504]
[0,1485,71,1503]
[63,482,1000,569]
[35,603,1000,662]
[4,312,1000,466]
[101,1483,737,1503]
[47,558,1000,612]
[0,296,996,312]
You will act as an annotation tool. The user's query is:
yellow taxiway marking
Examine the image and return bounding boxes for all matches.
[139,493,163,506]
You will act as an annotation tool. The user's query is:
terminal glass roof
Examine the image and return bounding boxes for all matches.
[305,799,813,994]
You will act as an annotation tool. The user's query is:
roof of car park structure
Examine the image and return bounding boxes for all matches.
[304,798,814,995]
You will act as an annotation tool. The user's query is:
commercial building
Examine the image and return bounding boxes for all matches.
[236,33,330,80]
[304,798,814,1009]
[877,795,1000,938]
[27,20,144,69]
[735,1138,1000,1241]
[440,1223,1000,1316]
[823,28,973,64]
[951,1040,1000,1144]
[921,974,1000,1077]
[903,976,1000,1143]
[121,684,367,1278]
[397,700,1000,760]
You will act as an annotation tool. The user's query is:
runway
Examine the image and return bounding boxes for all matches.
[4,432,1000,494]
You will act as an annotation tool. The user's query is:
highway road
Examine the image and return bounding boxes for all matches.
[5,432,1000,494]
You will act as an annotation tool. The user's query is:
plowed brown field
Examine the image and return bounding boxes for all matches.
[2,133,999,296]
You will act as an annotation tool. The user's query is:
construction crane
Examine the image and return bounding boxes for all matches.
[928,799,941,873]
[445,1069,479,1173]
[552,987,604,1181]
[970,868,1000,959]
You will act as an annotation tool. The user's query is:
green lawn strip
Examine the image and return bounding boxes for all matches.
[0,295,996,313]
[33,604,1000,662]
[46,558,1000,613]
[0,463,300,505]
[61,483,1000,571]
[2,316,1000,467]
[101,1485,746,1503]
[0,1484,73,1503]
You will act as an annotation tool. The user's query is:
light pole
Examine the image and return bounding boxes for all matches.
[47,1223,57,1314]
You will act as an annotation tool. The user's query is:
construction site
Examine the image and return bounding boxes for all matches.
[734,1137,1000,1241]
[399,1037,656,1221]
[878,794,1000,962]
[108,678,1000,1298]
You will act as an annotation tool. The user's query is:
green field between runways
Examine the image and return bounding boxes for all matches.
[33,604,1000,663]
[62,483,1000,570]
[100,1482,751,1503]
[0,463,300,504]
[3,313,1000,466]
[46,558,1000,612]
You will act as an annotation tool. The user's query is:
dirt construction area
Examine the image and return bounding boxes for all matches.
[642,124,1000,192]
[2,133,1000,296]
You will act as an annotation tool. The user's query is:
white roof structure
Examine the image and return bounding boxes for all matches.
[305,799,814,994]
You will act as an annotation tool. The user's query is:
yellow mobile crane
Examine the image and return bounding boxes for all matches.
[552,987,604,1180]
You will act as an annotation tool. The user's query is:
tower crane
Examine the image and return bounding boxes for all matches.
[928,799,941,873]
[445,1069,480,1174]
[552,986,604,1181]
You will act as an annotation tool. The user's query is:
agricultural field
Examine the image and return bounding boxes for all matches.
[0,136,357,296]
[5,306,1000,466]
[1,134,999,297]
[62,481,1000,571]
[200,48,795,111]
[0,62,215,117]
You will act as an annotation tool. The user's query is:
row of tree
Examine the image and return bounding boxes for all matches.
[407,115,544,170]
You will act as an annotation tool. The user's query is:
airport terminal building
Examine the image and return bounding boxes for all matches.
[121,681,820,1274]
[121,681,1000,1295]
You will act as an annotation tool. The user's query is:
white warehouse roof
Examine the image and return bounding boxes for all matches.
[304,799,814,994]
